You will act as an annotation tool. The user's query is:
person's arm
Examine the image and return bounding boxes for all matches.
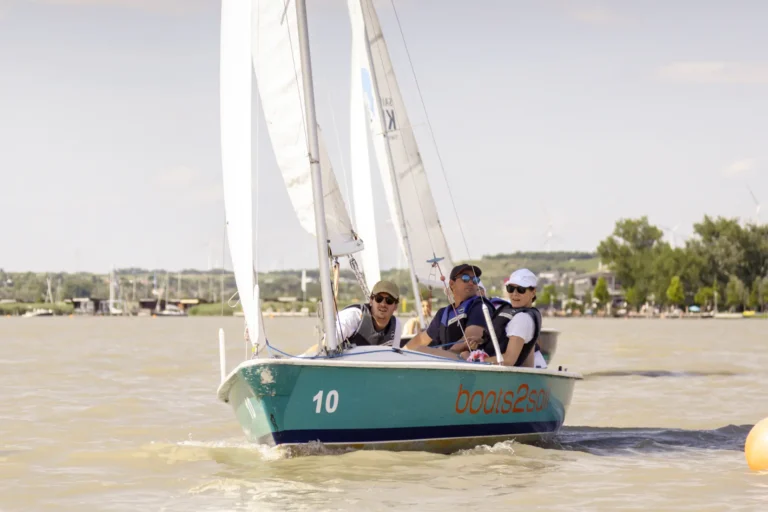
[405,320,435,349]
[405,314,464,360]
[484,336,525,365]
[335,308,362,342]
[447,325,484,352]
[452,304,491,353]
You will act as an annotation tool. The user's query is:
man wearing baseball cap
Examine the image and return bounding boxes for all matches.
[406,263,494,358]
[334,280,403,348]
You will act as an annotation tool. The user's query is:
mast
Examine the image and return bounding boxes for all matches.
[295,0,339,349]
[360,17,426,329]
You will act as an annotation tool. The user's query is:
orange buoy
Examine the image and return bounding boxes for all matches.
[745,417,768,471]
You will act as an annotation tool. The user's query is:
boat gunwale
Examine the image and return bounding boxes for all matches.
[217,352,581,402]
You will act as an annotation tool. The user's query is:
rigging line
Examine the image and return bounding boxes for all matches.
[264,339,472,362]
[360,0,438,261]
[388,0,472,261]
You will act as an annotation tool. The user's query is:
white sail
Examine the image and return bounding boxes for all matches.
[349,4,381,290]
[220,0,260,342]
[252,0,363,257]
[352,0,454,286]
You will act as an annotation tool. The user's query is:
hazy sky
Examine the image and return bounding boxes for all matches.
[2,0,767,273]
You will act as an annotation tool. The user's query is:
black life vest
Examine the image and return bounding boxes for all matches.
[430,295,496,349]
[342,304,398,346]
[484,298,542,366]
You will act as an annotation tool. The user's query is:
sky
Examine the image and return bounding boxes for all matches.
[1,0,767,273]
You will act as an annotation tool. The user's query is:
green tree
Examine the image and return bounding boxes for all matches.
[583,290,593,309]
[539,284,556,309]
[688,217,768,293]
[594,277,610,309]
[624,287,642,312]
[666,276,685,307]
[760,277,768,312]
[749,279,761,310]
[61,275,96,299]
[567,282,575,300]
[725,275,746,310]
[597,217,665,301]
[694,286,714,308]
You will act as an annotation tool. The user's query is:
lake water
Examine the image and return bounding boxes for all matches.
[1,316,766,511]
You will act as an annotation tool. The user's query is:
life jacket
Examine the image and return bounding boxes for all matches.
[342,304,399,347]
[430,295,496,348]
[483,299,542,366]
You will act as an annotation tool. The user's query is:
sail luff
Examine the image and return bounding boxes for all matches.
[350,0,425,327]
[349,4,381,290]
[220,0,259,342]
[354,0,455,287]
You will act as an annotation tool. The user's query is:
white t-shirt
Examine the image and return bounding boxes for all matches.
[504,313,535,343]
[503,313,547,369]
[334,307,402,347]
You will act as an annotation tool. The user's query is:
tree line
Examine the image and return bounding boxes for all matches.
[596,216,768,311]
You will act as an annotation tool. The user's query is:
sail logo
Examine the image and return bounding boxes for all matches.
[385,108,396,131]
[455,383,550,415]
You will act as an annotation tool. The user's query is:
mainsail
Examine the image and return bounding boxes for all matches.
[220,0,260,342]
[349,0,455,286]
[252,0,363,257]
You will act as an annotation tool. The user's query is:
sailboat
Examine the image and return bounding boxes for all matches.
[216,0,580,452]
[345,0,560,363]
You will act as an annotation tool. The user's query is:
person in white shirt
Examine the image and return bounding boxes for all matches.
[335,280,403,348]
[467,269,547,368]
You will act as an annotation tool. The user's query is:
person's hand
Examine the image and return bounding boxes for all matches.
[449,335,481,353]
[464,335,482,352]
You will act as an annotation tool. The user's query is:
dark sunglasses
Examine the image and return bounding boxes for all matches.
[372,294,397,305]
[457,274,480,284]
[506,284,533,294]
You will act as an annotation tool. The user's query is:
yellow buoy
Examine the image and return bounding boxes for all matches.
[745,417,768,471]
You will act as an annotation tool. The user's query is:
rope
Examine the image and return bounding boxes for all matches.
[264,339,473,363]
[359,0,438,261]
[388,0,472,261]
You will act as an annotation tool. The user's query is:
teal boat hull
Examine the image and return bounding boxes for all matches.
[218,357,579,451]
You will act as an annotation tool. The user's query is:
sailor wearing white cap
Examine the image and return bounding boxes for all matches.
[482,269,547,368]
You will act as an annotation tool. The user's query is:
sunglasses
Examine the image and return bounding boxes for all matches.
[506,284,533,294]
[372,294,397,305]
[456,274,480,284]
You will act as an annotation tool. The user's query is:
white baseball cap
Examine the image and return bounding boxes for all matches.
[506,268,537,288]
